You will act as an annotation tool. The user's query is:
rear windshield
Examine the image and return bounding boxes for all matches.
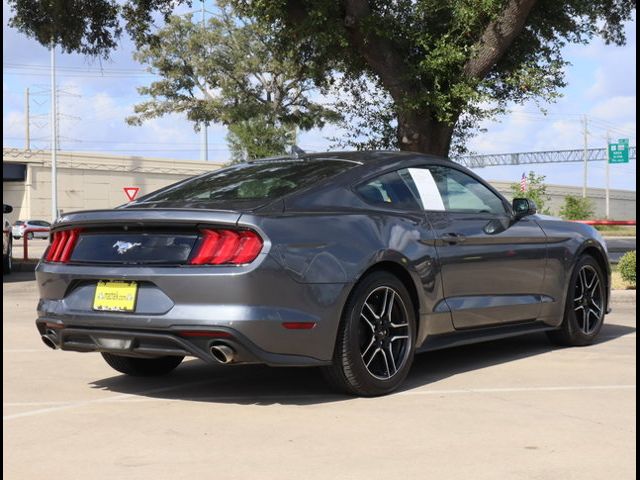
[135,160,355,203]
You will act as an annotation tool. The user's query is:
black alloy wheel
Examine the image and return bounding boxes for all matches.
[547,256,606,346]
[322,271,416,396]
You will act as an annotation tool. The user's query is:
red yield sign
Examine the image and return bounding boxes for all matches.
[123,187,140,201]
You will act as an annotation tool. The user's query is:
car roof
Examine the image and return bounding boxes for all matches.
[241,150,484,192]
[249,150,509,211]
[247,150,439,166]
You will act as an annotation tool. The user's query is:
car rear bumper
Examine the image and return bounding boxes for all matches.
[35,260,352,365]
[36,322,331,366]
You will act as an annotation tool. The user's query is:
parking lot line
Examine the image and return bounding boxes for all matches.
[2,378,218,421]
[3,349,48,353]
[399,384,637,396]
[4,401,73,407]
[4,384,635,419]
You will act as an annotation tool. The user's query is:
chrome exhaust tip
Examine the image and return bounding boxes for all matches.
[210,344,235,364]
[41,335,58,350]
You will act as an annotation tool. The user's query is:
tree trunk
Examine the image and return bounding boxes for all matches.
[396,109,456,157]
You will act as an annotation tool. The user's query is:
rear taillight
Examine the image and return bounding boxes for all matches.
[189,229,263,265]
[45,229,81,263]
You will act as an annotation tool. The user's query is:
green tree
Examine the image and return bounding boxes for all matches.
[559,195,595,220]
[509,171,552,215]
[8,0,635,156]
[124,9,338,156]
[226,117,295,162]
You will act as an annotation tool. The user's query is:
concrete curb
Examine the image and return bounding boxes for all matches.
[12,261,38,273]
[611,289,636,305]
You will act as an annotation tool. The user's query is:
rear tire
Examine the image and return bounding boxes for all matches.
[101,353,184,376]
[547,255,606,346]
[322,271,416,396]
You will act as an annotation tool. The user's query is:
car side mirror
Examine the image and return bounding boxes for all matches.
[3,204,13,214]
[512,198,536,219]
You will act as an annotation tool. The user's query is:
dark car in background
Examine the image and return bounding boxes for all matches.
[35,151,610,396]
[3,204,13,274]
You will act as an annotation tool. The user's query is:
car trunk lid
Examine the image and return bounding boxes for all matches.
[48,208,248,266]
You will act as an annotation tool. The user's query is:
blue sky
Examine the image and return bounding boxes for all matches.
[3,2,636,191]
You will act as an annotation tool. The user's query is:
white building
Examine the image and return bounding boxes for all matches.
[3,147,636,222]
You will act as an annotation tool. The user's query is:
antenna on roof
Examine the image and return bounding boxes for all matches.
[290,145,306,159]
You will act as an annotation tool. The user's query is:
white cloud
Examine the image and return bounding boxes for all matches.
[589,96,637,121]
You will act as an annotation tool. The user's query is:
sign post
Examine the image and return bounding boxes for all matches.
[606,138,629,219]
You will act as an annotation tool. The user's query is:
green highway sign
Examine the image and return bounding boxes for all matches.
[608,138,629,164]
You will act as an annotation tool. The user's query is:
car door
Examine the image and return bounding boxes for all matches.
[406,165,548,329]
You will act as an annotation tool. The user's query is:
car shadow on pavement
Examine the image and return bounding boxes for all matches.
[90,322,635,406]
[3,270,36,283]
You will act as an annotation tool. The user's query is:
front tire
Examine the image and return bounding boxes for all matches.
[322,271,416,396]
[101,353,184,376]
[547,256,606,346]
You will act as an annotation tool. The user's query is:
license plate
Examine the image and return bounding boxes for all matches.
[93,280,138,312]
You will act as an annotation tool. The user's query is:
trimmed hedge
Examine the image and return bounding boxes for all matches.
[618,250,636,287]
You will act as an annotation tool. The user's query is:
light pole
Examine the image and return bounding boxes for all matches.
[51,42,58,221]
[605,132,611,219]
[25,88,30,150]
[200,0,209,162]
[582,115,588,198]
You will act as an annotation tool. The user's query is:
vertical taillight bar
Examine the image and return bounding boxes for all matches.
[45,229,80,263]
[59,229,80,263]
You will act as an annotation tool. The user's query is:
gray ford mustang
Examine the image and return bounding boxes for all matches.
[36,151,610,396]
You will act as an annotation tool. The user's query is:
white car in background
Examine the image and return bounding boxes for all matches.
[12,220,51,240]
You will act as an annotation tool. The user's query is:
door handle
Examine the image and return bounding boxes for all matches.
[440,233,466,245]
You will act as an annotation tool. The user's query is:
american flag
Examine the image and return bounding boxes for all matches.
[520,172,527,193]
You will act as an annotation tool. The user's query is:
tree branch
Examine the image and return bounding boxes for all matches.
[463,0,538,80]
[341,0,412,100]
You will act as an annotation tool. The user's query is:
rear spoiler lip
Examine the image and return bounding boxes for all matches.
[52,208,242,230]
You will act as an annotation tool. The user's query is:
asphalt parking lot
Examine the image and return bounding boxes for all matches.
[3,272,636,480]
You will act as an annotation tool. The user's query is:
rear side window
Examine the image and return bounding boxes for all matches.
[356,170,421,210]
[357,166,507,215]
[420,166,507,214]
[136,160,354,203]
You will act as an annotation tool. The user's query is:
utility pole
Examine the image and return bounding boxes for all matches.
[51,42,58,221]
[582,115,588,198]
[25,88,30,150]
[200,0,209,162]
[605,131,611,219]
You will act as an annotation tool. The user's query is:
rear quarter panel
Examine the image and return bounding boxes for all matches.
[244,208,451,346]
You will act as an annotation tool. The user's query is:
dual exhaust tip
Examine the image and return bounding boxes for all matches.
[209,344,236,364]
[41,335,58,350]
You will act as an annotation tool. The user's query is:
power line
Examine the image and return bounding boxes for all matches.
[508,111,636,138]
[4,63,156,78]
[4,62,149,73]
[3,71,155,78]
